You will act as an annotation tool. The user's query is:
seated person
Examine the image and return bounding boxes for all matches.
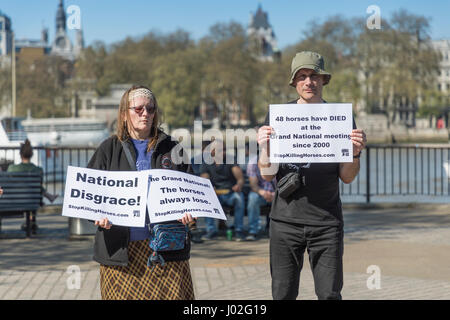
[191,140,211,176]
[246,155,276,240]
[200,141,245,241]
[188,140,212,244]
[7,139,58,233]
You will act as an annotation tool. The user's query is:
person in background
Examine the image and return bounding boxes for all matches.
[188,140,212,244]
[437,116,445,129]
[245,155,276,241]
[191,140,211,176]
[7,139,58,234]
[200,140,246,241]
[88,85,195,300]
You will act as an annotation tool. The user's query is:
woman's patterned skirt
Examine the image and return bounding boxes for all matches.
[99,239,195,300]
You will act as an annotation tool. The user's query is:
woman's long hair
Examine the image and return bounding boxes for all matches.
[116,85,162,151]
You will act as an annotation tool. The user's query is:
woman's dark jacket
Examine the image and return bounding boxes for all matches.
[87,131,192,266]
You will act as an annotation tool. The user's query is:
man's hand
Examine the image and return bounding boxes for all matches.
[232,184,242,193]
[257,126,273,155]
[231,166,245,193]
[339,129,367,184]
[259,190,274,202]
[258,189,274,202]
[350,129,367,156]
[266,191,275,202]
[257,126,279,179]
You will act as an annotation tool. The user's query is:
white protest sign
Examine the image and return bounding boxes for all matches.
[269,104,353,163]
[62,166,149,227]
[146,169,227,223]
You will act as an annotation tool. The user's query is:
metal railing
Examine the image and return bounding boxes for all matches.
[0,144,449,204]
[340,144,450,203]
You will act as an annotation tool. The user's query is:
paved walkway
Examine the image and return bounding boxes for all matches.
[0,204,449,300]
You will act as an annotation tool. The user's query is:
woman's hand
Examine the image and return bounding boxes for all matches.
[178,213,195,225]
[95,218,112,230]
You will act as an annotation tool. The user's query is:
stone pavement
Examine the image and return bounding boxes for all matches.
[0,204,449,300]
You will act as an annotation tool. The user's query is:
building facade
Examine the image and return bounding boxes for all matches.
[433,39,450,93]
[74,84,131,131]
[0,11,12,57]
[51,0,73,59]
[247,5,280,62]
[12,0,84,63]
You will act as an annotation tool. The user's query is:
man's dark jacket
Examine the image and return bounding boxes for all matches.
[87,131,192,266]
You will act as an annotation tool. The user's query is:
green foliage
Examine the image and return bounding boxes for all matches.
[15,55,72,118]
[6,9,442,125]
[151,47,203,127]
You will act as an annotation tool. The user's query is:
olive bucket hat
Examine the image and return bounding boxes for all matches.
[289,51,332,86]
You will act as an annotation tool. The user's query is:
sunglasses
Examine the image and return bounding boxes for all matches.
[295,73,322,82]
[129,104,156,114]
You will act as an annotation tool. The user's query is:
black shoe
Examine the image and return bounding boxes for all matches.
[245,233,258,241]
[201,231,218,241]
[235,232,246,242]
[21,222,38,234]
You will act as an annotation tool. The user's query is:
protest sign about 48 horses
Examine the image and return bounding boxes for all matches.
[269,103,354,163]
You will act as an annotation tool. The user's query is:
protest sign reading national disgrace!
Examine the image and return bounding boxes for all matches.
[62,166,149,227]
[269,103,354,163]
[62,166,227,227]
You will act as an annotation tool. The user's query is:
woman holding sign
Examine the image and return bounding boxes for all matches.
[88,85,195,300]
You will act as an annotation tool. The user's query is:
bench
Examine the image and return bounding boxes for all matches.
[0,172,43,237]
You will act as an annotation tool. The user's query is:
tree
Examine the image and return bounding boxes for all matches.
[253,54,293,123]
[67,10,441,130]
[202,22,260,127]
[0,65,12,114]
[151,47,204,128]
[15,55,72,118]
[355,10,440,123]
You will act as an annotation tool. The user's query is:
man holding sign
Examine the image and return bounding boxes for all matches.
[258,51,367,300]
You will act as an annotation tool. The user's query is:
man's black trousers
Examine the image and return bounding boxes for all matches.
[269,219,344,300]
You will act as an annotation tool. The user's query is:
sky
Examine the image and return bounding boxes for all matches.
[0,0,449,49]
